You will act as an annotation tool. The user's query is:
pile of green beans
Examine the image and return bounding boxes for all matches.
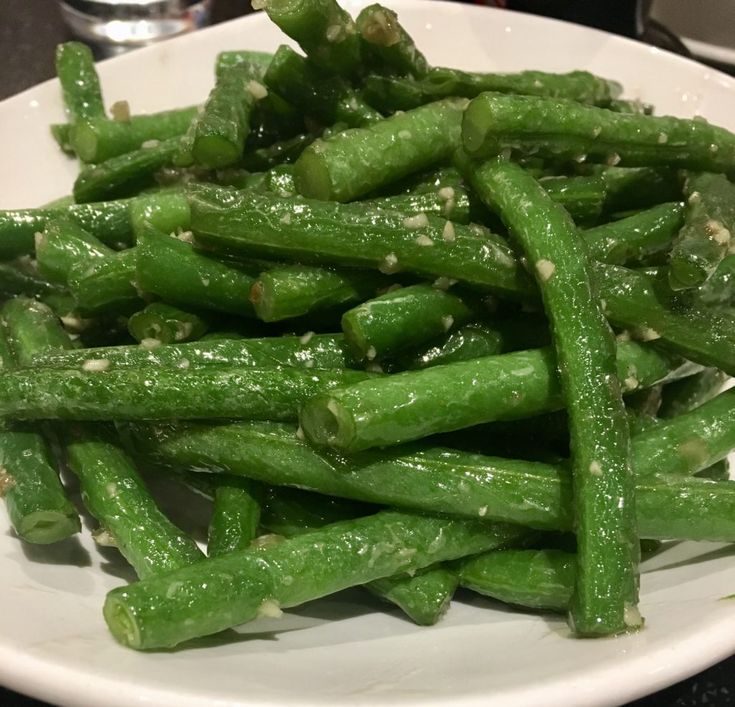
[3,0,735,655]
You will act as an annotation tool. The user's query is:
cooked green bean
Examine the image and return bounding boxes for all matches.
[28,333,351,371]
[0,261,61,300]
[215,50,274,78]
[659,368,729,419]
[341,283,480,361]
[55,42,105,121]
[300,341,693,452]
[264,46,381,128]
[189,185,534,300]
[103,509,526,649]
[72,107,198,163]
[668,172,735,290]
[251,264,388,322]
[127,303,209,344]
[294,98,468,201]
[208,477,263,557]
[462,93,735,175]
[356,4,429,78]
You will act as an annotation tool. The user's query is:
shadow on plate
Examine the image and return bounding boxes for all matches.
[19,534,91,568]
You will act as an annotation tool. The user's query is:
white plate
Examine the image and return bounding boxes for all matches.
[2,2,735,706]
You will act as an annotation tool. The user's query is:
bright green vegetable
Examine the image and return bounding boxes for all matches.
[459,549,574,612]
[583,202,685,265]
[294,98,468,201]
[28,333,351,371]
[264,46,381,128]
[0,366,373,422]
[71,107,198,163]
[260,0,363,78]
[363,67,618,113]
[0,261,61,300]
[189,186,534,300]
[467,157,639,636]
[537,175,606,225]
[356,4,429,78]
[668,172,735,290]
[0,299,79,544]
[125,418,735,539]
[68,249,142,317]
[135,227,257,317]
[462,93,735,175]
[215,50,274,78]
[73,138,180,203]
[55,41,105,121]
[593,263,735,376]
[127,303,209,345]
[129,190,191,239]
[251,264,388,322]
[103,509,526,649]
[300,340,691,453]
[64,426,204,577]
[208,477,263,557]
[183,64,264,169]
[35,218,113,286]
[341,283,480,361]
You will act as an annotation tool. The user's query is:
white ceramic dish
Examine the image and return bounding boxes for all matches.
[2,2,735,706]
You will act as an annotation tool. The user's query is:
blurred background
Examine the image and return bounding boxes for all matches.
[1,0,734,100]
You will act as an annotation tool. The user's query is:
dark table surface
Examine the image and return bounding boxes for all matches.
[1,0,734,705]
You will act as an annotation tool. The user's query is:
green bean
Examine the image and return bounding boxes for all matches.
[583,202,685,265]
[28,333,351,371]
[127,303,209,345]
[260,0,362,78]
[466,157,638,636]
[129,190,191,238]
[366,567,459,625]
[0,200,133,260]
[294,98,468,201]
[125,417,735,538]
[398,316,550,370]
[364,184,473,223]
[208,477,263,557]
[0,300,79,544]
[103,509,526,649]
[0,366,373,422]
[71,107,199,163]
[258,164,296,196]
[135,227,256,317]
[356,4,428,78]
[64,425,204,577]
[300,341,692,452]
[264,46,381,128]
[251,264,388,322]
[594,263,735,375]
[341,284,480,361]
[2,298,74,366]
[537,175,605,225]
[35,218,113,286]
[68,249,142,317]
[459,549,574,612]
[631,388,735,477]
[259,485,453,624]
[668,172,735,290]
[55,42,105,121]
[182,64,265,170]
[215,50,274,78]
[189,186,534,300]
[462,93,735,175]
[73,138,180,203]
[50,123,74,154]
[659,368,728,419]
[363,67,618,113]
